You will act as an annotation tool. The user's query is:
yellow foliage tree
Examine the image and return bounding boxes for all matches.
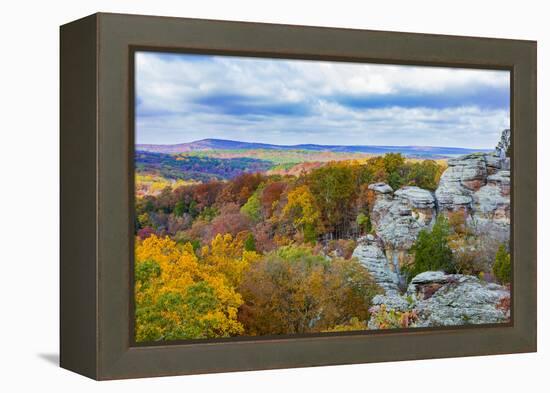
[135,234,259,342]
[282,185,322,242]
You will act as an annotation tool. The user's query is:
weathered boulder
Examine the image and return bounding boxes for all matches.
[368,182,393,195]
[370,185,436,248]
[470,169,510,244]
[435,152,510,244]
[367,183,394,230]
[435,152,509,212]
[367,271,510,329]
[369,184,436,275]
[435,153,489,211]
[352,235,400,295]
[406,271,510,327]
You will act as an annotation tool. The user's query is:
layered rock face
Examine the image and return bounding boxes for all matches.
[435,153,489,211]
[435,152,511,243]
[368,183,436,277]
[407,271,510,326]
[368,271,510,329]
[471,170,511,243]
[434,153,510,213]
[352,235,400,295]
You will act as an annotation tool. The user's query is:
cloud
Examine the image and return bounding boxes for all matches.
[135,51,510,148]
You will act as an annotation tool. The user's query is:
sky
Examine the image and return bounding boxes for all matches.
[135,51,510,149]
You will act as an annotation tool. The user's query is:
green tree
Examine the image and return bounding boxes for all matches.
[135,260,161,287]
[383,153,406,190]
[174,200,198,218]
[244,233,257,252]
[406,160,443,191]
[198,206,219,222]
[493,243,511,284]
[174,200,185,217]
[404,214,454,281]
[356,212,372,234]
[387,171,404,191]
[240,190,262,222]
[188,200,198,218]
[307,166,356,235]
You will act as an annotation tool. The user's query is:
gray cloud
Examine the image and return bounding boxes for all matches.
[135,52,510,149]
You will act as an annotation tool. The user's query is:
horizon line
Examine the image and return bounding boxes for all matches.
[135,138,494,151]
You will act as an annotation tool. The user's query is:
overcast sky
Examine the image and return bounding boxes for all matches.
[135,51,510,149]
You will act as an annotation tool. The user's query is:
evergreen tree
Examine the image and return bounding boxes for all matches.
[404,215,454,281]
[244,233,257,252]
[174,200,185,217]
[493,243,511,284]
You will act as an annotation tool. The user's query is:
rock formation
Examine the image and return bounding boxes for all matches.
[352,136,512,329]
[368,183,436,281]
[496,128,511,159]
[352,235,400,295]
[367,271,510,329]
[407,271,510,327]
[435,153,489,211]
[435,152,510,244]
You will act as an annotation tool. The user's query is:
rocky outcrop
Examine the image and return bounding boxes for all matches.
[368,182,393,195]
[367,271,510,329]
[496,128,511,159]
[352,235,400,295]
[435,153,489,211]
[435,152,510,244]
[435,153,509,211]
[369,184,436,276]
[470,169,511,243]
[406,271,510,327]
[352,136,512,330]
[370,185,436,249]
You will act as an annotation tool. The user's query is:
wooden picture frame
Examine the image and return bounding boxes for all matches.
[60,12,537,380]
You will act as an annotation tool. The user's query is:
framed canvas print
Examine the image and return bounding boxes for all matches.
[60,13,537,380]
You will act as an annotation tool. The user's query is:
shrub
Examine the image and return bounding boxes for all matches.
[448,235,489,275]
[403,215,454,281]
[324,239,357,259]
[493,243,511,284]
[323,317,368,332]
[356,212,372,234]
[369,305,418,329]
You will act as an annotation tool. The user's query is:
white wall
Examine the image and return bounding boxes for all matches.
[0,0,546,391]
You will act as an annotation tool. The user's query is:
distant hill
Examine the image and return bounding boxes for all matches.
[136,138,492,158]
[135,151,272,181]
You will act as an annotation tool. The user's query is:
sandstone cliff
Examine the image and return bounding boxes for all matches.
[353,148,511,329]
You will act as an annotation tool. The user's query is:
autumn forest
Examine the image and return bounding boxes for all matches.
[134,145,451,341]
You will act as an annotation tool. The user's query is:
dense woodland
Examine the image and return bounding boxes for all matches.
[134,151,510,342]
